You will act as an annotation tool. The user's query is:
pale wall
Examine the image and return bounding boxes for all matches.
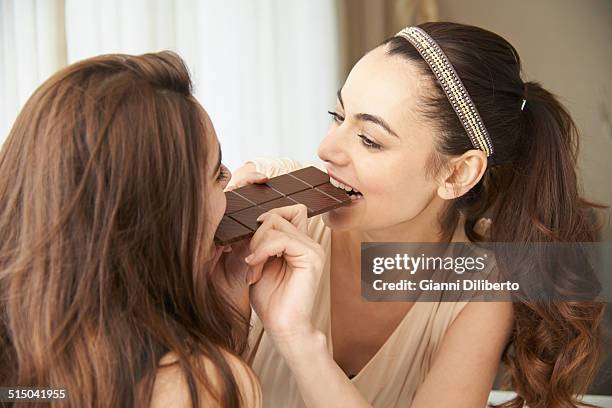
[437,0,612,239]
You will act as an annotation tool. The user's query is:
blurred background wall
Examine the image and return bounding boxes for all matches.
[0,0,340,170]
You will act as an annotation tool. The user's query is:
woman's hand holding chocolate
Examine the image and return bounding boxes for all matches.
[226,162,268,190]
[246,204,325,343]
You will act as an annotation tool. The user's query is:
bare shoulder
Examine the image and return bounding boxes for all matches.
[455,301,514,333]
[411,302,514,407]
[149,350,262,408]
[439,301,514,368]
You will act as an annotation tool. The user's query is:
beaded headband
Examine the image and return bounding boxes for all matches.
[395,26,494,157]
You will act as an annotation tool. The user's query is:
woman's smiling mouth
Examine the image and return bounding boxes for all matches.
[328,173,363,202]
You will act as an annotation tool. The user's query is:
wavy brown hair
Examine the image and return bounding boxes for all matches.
[0,52,250,407]
[384,22,606,408]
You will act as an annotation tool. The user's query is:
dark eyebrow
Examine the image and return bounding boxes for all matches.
[336,88,399,139]
[355,113,399,138]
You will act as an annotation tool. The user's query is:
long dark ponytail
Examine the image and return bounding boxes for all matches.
[385,22,606,408]
[492,80,605,408]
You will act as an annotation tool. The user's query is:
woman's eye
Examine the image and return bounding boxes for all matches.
[358,134,382,150]
[327,110,344,124]
[217,165,230,182]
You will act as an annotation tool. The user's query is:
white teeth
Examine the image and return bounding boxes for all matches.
[329,177,343,189]
[330,176,361,194]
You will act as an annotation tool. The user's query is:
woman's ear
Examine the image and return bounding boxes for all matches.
[436,150,487,200]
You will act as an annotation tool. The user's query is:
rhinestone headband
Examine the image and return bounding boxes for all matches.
[395,26,494,157]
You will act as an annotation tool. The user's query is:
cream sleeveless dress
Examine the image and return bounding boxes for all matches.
[243,158,493,408]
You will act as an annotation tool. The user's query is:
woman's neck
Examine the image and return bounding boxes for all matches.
[358,197,450,243]
[332,199,461,273]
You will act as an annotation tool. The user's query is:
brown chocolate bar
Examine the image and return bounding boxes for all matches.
[215,166,351,245]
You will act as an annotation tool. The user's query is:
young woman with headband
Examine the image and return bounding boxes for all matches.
[238,22,606,407]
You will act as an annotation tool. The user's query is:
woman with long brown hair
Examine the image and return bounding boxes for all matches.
[234,22,607,407]
[0,51,322,407]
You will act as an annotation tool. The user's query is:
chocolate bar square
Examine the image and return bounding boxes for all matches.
[215,216,252,244]
[315,182,352,204]
[259,196,298,211]
[234,183,282,204]
[265,174,310,195]
[225,190,254,214]
[229,206,269,231]
[290,167,330,187]
[290,188,342,216]
[215,166,350,245]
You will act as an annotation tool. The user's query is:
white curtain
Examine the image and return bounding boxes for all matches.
[0,0,66,145]
[1,0,340,169]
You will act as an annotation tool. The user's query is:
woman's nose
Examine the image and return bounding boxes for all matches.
[318,127,350,166]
